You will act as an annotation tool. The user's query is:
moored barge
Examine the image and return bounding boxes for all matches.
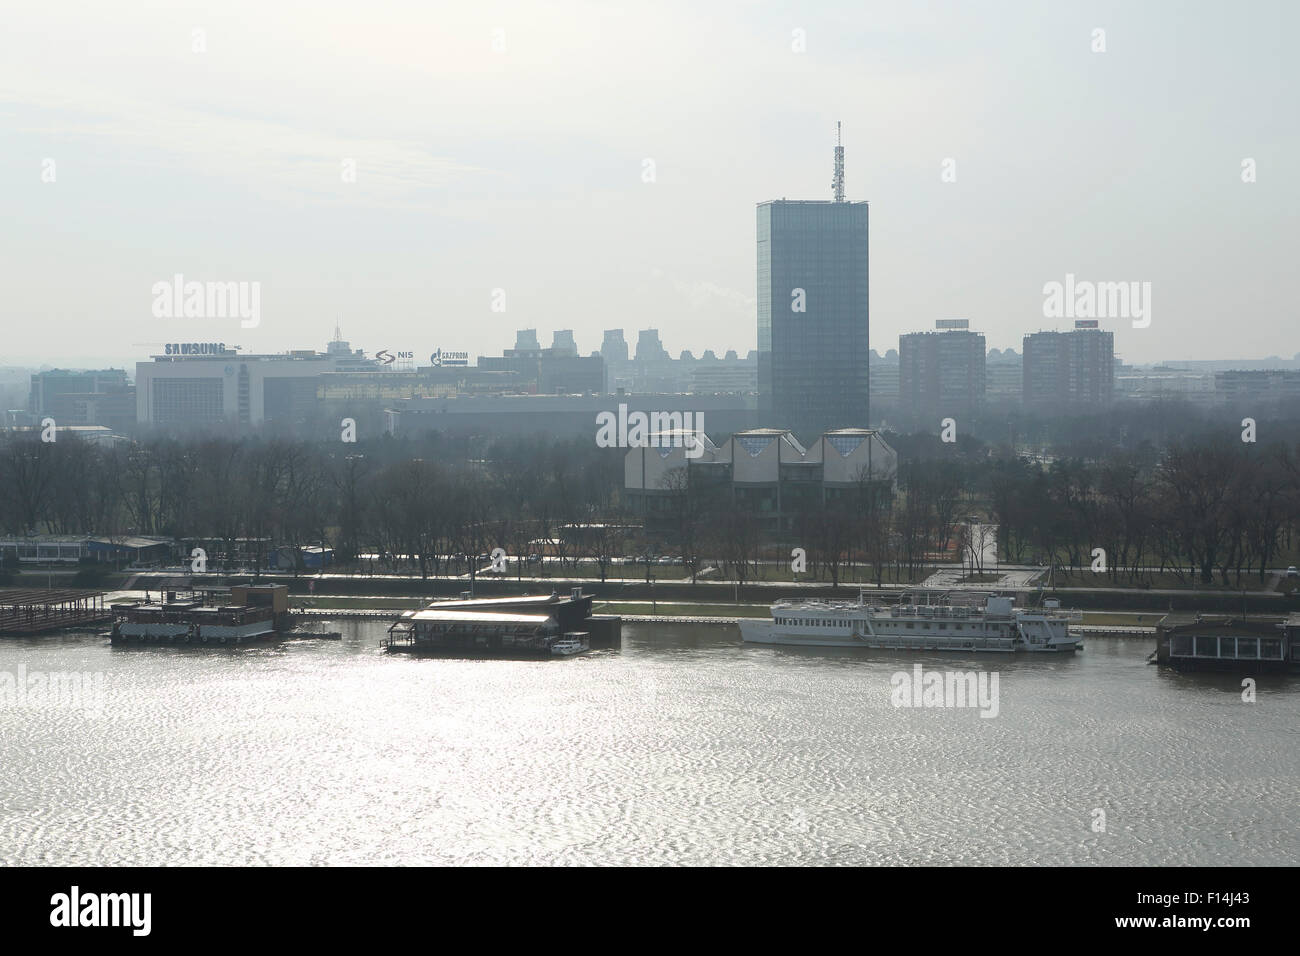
[385,589,617,657]
[109,584,290,646]
[1156,612,1300,672]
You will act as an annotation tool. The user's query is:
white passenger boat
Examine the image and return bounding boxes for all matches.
[550,633,590,656]
[740,594,1081,653]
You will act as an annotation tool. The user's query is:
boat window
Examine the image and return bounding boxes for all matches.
[1261,639,1282,660]
[1237,637,1258,659]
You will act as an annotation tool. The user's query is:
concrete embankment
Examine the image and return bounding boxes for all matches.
[112,569,1298,618]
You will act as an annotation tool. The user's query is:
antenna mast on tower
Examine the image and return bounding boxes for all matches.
[832,121,845,202]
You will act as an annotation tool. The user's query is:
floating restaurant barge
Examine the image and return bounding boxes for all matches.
[1155,613,1300,672]
[109,585,291,646]
[386,589,620,657]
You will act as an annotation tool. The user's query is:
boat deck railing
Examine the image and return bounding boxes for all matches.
[773,601,1084,623]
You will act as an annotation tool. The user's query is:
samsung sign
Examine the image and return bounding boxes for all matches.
[164,342,228,355]
[431,349,469,367]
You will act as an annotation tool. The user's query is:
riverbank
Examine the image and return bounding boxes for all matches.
[17,566,1297,617]
[282,593,1162,635]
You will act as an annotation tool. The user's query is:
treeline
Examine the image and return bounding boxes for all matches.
[987,443,1300,586]
[883,396,1300,462]
[653,441,1300,589]
[5,427,1300,589]
[0,433,621,579]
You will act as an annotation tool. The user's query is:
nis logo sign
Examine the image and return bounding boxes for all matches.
[431,349,469,367]
[374,350,414,366]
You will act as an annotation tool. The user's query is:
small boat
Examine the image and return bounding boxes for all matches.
[551,633,590,656]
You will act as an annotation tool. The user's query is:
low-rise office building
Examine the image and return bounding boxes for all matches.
[626,426,896,534]
[29,368,136,431]
[387,393,759,439]
[0,535,173,564]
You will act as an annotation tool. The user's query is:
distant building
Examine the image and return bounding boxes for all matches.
[478,340,605,394]
[135,333,377,429]
[1022,324,1114,409]
[0,424,125,446]
[387,393,757,439]
[1115,365,1216,403]
[635,329,670,362]
[868,364,899,415]
[551,330,578,356]
[1215,369,1300,405]
[690,358,757,394]
[514,329,540,351]
[866,350,899,416]
[600,330,629,364]
[898,321,985,422]
[29,368,135,431]
[985,349,1023,403]
[757,199,870,436]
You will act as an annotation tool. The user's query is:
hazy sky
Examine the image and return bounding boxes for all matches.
[2,0,1296,368]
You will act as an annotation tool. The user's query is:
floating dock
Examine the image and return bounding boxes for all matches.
[0,589,111,635]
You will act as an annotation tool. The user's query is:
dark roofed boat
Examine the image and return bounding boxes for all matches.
[1155,612,1300,672]
[385,589,614,657]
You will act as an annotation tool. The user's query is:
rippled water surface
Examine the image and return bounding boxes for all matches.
[2,622,1297,865]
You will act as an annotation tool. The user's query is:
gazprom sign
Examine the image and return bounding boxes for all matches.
[431,348,469,367]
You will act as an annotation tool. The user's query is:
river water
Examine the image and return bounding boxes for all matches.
[1,622,1296,865]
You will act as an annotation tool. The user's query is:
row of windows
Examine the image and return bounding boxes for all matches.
[777,617,1004,633]
[1170,634,1287,660]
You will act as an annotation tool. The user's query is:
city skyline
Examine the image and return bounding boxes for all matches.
[4,1,1297,368]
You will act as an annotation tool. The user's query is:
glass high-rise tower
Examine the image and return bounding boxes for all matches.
[757,199,870,436]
